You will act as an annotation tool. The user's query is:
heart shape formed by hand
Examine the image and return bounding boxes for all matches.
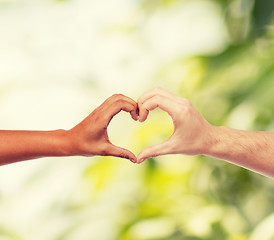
[104,87,207,164]
[78,88,206,165]
[108,109,174,164]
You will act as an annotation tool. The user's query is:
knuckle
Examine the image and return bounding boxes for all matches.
[116,93,124,98]
[154,86,162,93]
[152,95,161,103]
[115,98,125,106]
[111,93,118,98]
[101,114,109,123]
[183,98,191,105]
[129,105,135,112]
[182,104,192,115]
[112,93,123,99]
[119,151,128,159]
[93,114,101,123]
[180,99,192,111]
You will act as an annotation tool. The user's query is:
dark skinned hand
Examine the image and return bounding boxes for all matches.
[67,94,138,163]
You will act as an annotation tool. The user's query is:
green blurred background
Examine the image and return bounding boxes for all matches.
[0,0,273,239]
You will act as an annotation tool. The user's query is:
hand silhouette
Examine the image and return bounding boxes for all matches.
[137,87,212,164]
[68,94,139,163]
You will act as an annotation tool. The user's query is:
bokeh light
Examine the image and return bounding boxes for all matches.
[0,0,273,239]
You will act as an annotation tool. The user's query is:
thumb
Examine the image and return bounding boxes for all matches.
[106,144,137,163]
[137,140,172,164]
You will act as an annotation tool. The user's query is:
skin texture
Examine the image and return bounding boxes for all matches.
[0,94,138,166]
[1,88,273,178]
[137,87,274,178]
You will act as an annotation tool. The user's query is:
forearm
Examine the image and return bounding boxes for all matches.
[205,126,274,178]
[0,130,72,165]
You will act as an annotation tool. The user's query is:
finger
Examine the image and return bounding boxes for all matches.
[110,94,138,112]
[106,101,138,126]
[138,95,175,122]
[138,87,182,117]
[111,95,138,121]
[138,108,149,123]
[99,97,138,127]
[100,94,139,120]
[138,87,175,106]
[106,144,137,163]
[130,107,138,121]
[137,139,172,164]
[103,93,136,105]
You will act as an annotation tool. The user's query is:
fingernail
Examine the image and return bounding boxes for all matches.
[129,158,136,163]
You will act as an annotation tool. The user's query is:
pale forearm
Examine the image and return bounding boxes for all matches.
[205,126,274,178]
[136,88,274,177]
[0,130,72,165]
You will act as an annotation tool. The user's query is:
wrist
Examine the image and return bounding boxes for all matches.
[202,125,227,156]
[62,128,95,157]
[53,129,78,157]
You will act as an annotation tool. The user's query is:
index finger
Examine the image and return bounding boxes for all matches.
[101,95,139,126]
[138,87,179,106]
[138,95,175,122]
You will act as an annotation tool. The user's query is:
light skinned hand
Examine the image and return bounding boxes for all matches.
[137,87,213,164]
[67,94,138,163]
